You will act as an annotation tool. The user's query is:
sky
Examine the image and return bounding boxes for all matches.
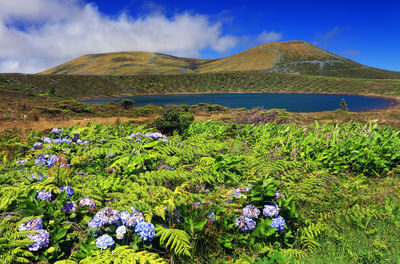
[0,0,399,73]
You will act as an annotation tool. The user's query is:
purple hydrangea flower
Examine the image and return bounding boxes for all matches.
[19,217,43,231]
[35,190,52,201]
[33,142,43,150]
[63,201,77,213]
[134,222,155,241]
[61,138,73,144]
[242,204,260,219]
[270,216,285,232]
[235,216,256,232]
[79,197,96,208]
[96,234,114,250]
[60,186,74,198]
[116,225,127,239]
[28,229,50,251]
[263,204,280,218]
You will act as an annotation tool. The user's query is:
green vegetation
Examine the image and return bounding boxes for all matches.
[153,108,194,136]
[0,119,399,263]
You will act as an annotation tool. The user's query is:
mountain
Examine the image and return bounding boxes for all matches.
[40,41,400,79]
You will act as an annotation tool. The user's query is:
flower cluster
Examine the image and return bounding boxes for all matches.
[34,154,59,168]
[15,159,28,165]
[96,234,115,250]
[33,142,43,150]
[63,201,77,213]
[89,207,155,249]
[262,203,280,218]
[242,204,260,219]
[134,222,156,241]
[60,186,74,198]
[88,207,120,229]
[127,132,168,142]
[79,197,96,209]
[235,215,256,232]
[263,203,285,232]
[232,184,252,198]
[35,190,52,201]
[207,212,215,223]
[19,217,50,251]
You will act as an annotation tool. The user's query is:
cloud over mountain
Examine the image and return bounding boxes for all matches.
[0,0,242,73]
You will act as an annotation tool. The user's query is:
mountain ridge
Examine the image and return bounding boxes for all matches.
[40,41,400,79]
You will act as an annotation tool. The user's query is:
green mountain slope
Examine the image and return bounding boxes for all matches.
[41,41,400,79]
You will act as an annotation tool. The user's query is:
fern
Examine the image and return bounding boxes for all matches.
[156,226,192,257]
[79,246,166,264]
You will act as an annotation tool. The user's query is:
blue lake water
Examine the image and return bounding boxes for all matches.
[83,93,392,112]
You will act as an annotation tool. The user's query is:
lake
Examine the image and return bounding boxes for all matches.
[83,93,392,112]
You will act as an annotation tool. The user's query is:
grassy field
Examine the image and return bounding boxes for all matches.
[1,118,400,263]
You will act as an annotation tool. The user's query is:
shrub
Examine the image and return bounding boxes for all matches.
[120,99,135,109]
[154,108,194,136]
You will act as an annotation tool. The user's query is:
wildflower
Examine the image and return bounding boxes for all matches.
[79,197,96,208]
[63,202,77,213]
[242,204,260,219]
[135,222,155,241]
[207,212,216,223]
[274,190,285,201]
[28,229,50,251]
[42,137,52,144]
[145,132,168,142]
[19,217,43,231]
[15,159,28,165]
[116,225,127,239]
[60,186,74,198]
[51,128,63,134]
[96,234,114,250]
[235,216,256,232]
[270,216,285,232]
[35,190,52,201]
[33,142,43,150]
[263,204,280,218]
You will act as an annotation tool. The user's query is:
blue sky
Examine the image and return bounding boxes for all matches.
[0,0,398,72]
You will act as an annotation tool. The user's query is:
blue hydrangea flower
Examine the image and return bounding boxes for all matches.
[51,128,63,134]
[263,203,280,218]
[63,201,77,213]
[28,173,43,181]
[233,186,250,198]
[134,222,155,241]
[207,212,215,223]
[88,208,120,229]
[166,166,174,170]
[96,234,114,250]
[121,209,144,228]
[145,132,167,141]
[27,229,50,251]
[62,138,73,144]
[33,142,43,150]
[15,159,28,165]
[235,216,256,232]
[35,190,52,201]
[60,186,74,198]
[116,225,127,239]
[79,197,96,208]
[270,216,285,232]
[242,204,260,219]
[73,133,80,141]
[19,217,43,231]
[42,137,52,144]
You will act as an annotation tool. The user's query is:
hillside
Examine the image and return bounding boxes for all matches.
[41,41,400,79]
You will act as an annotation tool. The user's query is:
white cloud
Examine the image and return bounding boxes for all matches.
[0,0,240,73]
[313,27,342,46]
[257,30,283,43]
[340,48,360,57]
